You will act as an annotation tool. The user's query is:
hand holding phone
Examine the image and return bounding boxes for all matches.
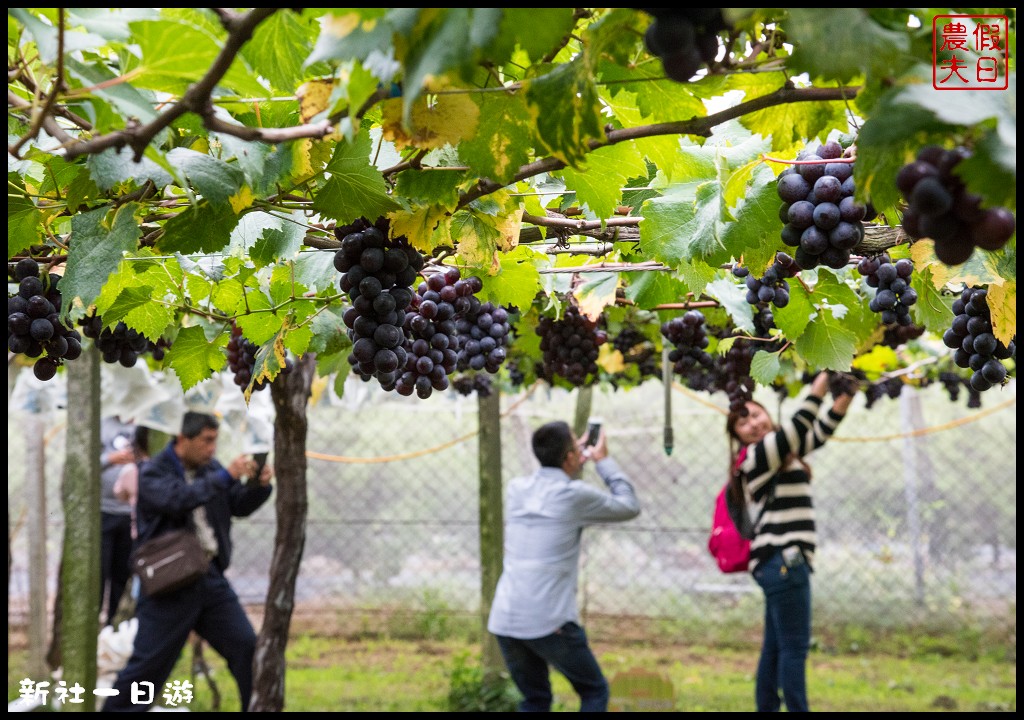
[250,452,269,485]
[585,419,603,447]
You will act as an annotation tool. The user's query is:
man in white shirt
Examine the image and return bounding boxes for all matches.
[487,420,641,712]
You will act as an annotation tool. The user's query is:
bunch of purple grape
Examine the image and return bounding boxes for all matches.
[858,254,918,326]
[395,267,463,398]
[8,258,82,380]
[896,145,1015,266]
[733,251,800,309]
[641,8,726,83]
[778,140,874,270]
[941,286,1014,392]
[226,322,293,392]
[536,306,608,387]
[78,313,150,369]
[336,218,423,392]
[660,310,713,376]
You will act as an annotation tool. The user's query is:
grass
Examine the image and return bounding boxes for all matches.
[9,610,1016,712]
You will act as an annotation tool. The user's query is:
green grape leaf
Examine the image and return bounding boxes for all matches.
[773,282,815,342]
[251,228,303,269]
[705,277,755,334]
[65,57,159,124]
[557,143,648,220]
[786,8,910,84]
[100,286,174,340]
[601,61,706,126]
[910,265,953,332]
[794,309,857,370]
[481,246,544,312]
[525,59,605,168]
[165,148,245,208]
[311,130,401,223]
[308,305,350,356]
[234,295,282,345]
[8,206,42,257]
[242,9,315,93]
[624,271,686,309]
[293,250,340,295]
[62,204,142,317]
[86,147,173,191]
[750,349,782,386]
[158,201,240,255]
[675,259,718,298]
[492,8,577,63]
[166,324,227,392]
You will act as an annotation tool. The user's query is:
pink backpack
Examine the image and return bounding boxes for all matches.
[707,448,766,574]
[708,483,751,573]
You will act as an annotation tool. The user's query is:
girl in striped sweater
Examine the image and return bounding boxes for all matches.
[726,371,854,712]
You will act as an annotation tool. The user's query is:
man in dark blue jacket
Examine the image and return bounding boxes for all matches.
[104,412,273,712]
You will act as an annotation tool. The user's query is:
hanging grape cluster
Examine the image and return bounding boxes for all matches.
[225,323,293,392]
[7,259,82,380]
[941,286,1014,392]
[897,145,1016,266]
[78,313,154,369]
[857,254,919,326]
[536,306,608,387]
[778,140,873,270]
[454,277,512,375]
[641,8,726,83]
[610,324,659,380]
[734,251,799,310]
[882,323,925,349]
[451,373,494,398]
[396,267,464,398]
[660,310,713,376]
[336,218,423,392]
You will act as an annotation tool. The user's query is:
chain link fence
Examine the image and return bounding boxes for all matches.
[8,376,1017,643]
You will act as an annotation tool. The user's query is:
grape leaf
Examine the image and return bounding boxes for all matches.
[65,57,159,124]
[773,282,814,342]
[459,93,534,185]
[786,8,910,84]
[394,167,464,207]
[86,147,173,191]
[557,143,648,221]
[380,92,481,151]
[852,344,900,380]
[251,228,303,269]
[234,294,282,345]
[62,204,142,317]
[165,148,245,208]
[8,207,41,258]
[750,349,781,386]
[481,246,544,312]
[705,277,755,334]
[100,286,174,340]
[986,280,1016,347]
[525,59,605,168]
[491,8,577,64]
[158,202,240,255]
[311,130,401,223]
[574,272,619,322]
[794,310,857,370]
[600,60,706,126]
[624,271,687,309]
[242,9,316,94]
[308,305,350,356]
[166,324,227,391]
[449,211,502,269]
[909,265,953,332]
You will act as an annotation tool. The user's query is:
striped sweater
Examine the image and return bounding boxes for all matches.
[738,395,846,571]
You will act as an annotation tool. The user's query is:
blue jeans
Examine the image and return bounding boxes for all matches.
[495,622,610,712]
[752,550,812,712]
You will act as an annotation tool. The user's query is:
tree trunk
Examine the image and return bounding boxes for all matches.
[573,385,593,438]
[60,344,102,711]
[477,390,504,684]
[25,410,49,680]
[249,353,315,712]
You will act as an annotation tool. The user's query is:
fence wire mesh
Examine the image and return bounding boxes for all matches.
[8,376,1017,642]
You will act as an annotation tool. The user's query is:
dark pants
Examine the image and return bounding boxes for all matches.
[752,551,812,712]
[100,512,133,626]
[103,565,257,712]
[495,622,610,712]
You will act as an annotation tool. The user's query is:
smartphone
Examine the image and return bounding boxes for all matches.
[250,452,269,484]
[585,419,603,447]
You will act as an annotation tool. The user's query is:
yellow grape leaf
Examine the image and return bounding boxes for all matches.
[986,280,1016,347]
[574,271,619,322]
[909,239,1001,288]
[494,206,524,252]
[389,205,451,254]
[380,94,480,150]
[597,344,627,374]
[228,185,255,214]
[297,79,335,124]
[852,344,899,380]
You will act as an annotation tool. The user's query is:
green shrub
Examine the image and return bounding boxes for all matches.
[446,651,521,712]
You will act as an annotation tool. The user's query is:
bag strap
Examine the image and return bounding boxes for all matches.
[734,446,777,537]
